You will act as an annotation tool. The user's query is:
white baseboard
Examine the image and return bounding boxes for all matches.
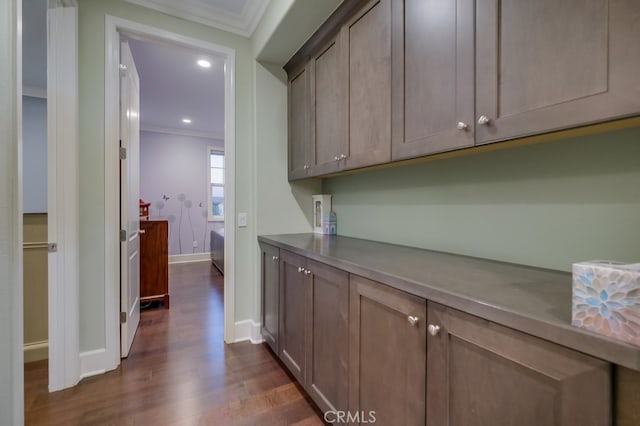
[169,252,212,264]
[24,340,48,363]
[80,348,108,379]
[233,320,263,344]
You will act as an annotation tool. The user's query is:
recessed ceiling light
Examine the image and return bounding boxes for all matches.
[182,118,192,124]
[197,59,211,68]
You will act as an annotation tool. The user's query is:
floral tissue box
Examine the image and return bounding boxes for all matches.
[572,260,640,347]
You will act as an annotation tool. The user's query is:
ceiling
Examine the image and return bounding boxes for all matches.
[126,36,225,138]
[123,0,270,37]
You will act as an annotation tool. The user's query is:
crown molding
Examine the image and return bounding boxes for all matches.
[141,124,224,141]
[123,0,270,38]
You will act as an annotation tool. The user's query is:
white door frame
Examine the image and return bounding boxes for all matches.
[104,16,237,370]
[1,0,24,422]
[47,0,80,392]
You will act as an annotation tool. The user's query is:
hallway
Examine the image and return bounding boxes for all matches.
[24,262,323,425]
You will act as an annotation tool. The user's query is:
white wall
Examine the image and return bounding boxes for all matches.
[23,95,47,213]
[140,130,223,255]
[0,0,24,423]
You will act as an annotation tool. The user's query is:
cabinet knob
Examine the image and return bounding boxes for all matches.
[303,164,309,170]
[334,156,340,162]
[407,315,419,326]
[272,255,279,261]
[304,269,312,275]
[298,266,305,273]
[138,229,146,235]
[456,122,468,131]
[477,115,490,126]
[339,154,347,160]
[427,324,441,336]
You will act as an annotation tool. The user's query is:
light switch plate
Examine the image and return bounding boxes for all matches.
[238,212,248,228]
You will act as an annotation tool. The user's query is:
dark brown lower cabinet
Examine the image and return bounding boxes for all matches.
[349,275,426,425]
[306,260,349,414]
[279,250,309,383]
[260,243,280,353]
[262,242,616,425]
[427,302,611,426]
[140,219,169,307]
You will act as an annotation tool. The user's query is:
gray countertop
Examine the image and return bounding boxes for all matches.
[258,233,640,371]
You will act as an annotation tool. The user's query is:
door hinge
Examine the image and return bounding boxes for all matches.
[119,146,127,160]
[120,312,127,324]
[120,229,127,242]
[47,243,58,253]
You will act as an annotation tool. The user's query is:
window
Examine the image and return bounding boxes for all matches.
[209,149,224,221]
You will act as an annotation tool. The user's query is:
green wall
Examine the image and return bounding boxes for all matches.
[253,61,320,318]
[324,127,640,272]
[78,0,255,351]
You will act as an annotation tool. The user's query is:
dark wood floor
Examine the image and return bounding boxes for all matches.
[24,262,324,425]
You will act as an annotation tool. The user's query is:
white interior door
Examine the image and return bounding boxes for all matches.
[119,40,141,358]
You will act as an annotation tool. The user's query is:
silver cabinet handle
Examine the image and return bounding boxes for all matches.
[456,122,468,131]
[407,316,419,326]
[272,255,279,261]
[298,266,305,273]
[138,229,146,235]
[428,324,441,336]
[303,164,309,170]
[339,154,347,160]
[477,115,490,126]
[304,269,312,275]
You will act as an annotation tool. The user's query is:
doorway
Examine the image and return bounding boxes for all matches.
[119,32,228,356]
[104,16,236,368]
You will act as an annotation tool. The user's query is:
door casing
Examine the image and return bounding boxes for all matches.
[103,16,237,372]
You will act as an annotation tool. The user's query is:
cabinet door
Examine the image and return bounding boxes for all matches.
[260,243,279,353]
[279,250,308,383]
[476,0,640,145]
[140,220,168,300]
[391,0,474,160]
[288,63,310,180]
[427,302,611,426]
[305,260,349,414]
[309,36,347,176]
[341,0,392,171]
[349,275,426,425]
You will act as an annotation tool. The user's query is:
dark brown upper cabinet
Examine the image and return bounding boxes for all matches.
[475,0,640,144]
[308,35,347,176]
[340,0,392,171]
[286,0,640,180]
[287,63,311,180]
[391,0,475,160]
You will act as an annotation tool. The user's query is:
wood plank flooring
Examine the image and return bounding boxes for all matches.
[24,262,324,425]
